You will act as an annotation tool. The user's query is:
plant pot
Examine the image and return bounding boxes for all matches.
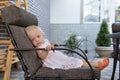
[95,46,113,57]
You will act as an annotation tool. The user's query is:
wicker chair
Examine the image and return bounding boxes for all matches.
[1,5,101,80]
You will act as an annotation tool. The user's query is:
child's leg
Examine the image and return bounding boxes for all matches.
[82,60,98,67]
[82,57,109,70]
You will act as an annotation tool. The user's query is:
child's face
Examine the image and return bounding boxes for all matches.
[28,29,44,47]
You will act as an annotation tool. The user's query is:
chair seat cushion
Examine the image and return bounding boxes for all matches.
[31,67,100,80]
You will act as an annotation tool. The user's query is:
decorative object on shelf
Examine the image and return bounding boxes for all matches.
[95,19,113,57]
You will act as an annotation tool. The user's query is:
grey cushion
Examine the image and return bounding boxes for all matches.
[8,25,42,76]
[1,5,38,27]
[33,67,100,80]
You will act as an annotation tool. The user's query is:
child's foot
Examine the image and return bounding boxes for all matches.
[98,57,109,70]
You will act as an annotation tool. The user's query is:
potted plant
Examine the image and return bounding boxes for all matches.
[64,34,80,56]
[95,19,113,57]
[65,34,79,50]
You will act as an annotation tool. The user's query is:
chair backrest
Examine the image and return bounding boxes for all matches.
[0,5,42,76]
[112,23,120,43]
[112,23,120,33]
[7,25,43,76]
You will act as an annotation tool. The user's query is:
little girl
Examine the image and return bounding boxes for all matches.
[25,25,109,70]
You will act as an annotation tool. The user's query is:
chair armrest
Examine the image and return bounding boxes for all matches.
[58,44,88,60]
[10,45,95,79]
[106,32,120,38]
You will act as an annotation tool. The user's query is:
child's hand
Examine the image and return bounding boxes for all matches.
[46,42,59,51]
[52,42,59,46]
[46,45,54,51]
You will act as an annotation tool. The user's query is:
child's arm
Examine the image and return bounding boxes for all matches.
[37,41,59,60]
[36,48,48,60]
[46,42,59,50]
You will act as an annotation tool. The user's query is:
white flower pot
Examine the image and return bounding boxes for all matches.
[95,46,113,57]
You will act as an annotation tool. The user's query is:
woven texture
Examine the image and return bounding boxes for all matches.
[8,25,42,76]
[33,67,100,80]
[112,23,120,33]
[1,5,38,27]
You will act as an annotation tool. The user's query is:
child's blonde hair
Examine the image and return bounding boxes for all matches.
[25,25,44,36]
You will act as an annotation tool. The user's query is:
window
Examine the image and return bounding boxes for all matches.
[83,0,110,23]
[115,0,120,22]
[83,0,100,22]
[50,0,116,24]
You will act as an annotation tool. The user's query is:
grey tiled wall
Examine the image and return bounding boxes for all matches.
[50,24,102,59]
[50,24,101,46]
